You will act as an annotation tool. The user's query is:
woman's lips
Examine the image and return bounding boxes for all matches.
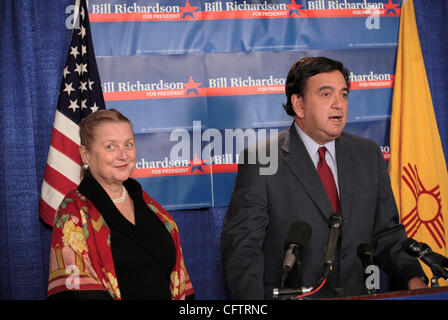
[115,164,128,169]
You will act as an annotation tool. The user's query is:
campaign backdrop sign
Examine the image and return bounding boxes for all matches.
[89,0,400,209]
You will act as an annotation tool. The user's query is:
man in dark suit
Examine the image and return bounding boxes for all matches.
[221,56,428,299]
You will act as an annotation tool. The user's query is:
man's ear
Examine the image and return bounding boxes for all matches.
[291,94,305,118]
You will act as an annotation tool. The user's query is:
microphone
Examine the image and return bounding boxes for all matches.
[357,243,374,267]
[402,238,448,280]
[281,222,312,288]
[357,243,375,294]
[323,213,343,278]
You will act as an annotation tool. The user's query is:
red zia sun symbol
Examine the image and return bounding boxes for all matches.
[401,163,445,249]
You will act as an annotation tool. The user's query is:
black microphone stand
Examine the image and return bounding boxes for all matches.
[431,275,440,288]
[429,264,448,288]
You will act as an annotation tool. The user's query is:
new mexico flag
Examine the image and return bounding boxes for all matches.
[389,0,448,285]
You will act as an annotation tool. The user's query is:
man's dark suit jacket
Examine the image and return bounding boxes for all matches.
[221,123,426,299]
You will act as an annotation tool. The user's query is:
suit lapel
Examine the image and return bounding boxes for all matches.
[281,124,334,220]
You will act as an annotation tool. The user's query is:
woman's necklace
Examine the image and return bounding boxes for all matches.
[112,185,127,204]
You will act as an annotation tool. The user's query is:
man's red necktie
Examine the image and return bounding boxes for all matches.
[317,147,341,213]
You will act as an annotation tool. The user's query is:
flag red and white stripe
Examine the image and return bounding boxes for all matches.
[39,0,105,226]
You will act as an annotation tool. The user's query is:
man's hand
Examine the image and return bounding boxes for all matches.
[407,277,428,290]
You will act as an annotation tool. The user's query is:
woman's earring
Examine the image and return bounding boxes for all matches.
[83,164,89,170]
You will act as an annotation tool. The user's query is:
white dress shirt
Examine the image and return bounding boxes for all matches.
[294,122,340,195]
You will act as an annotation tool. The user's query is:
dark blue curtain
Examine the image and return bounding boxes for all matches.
[0,0,72,299]
[0,0,447,299]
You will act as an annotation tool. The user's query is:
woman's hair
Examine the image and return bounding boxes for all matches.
[79,108,133,150]
[282,56,350,116]
[79,109,133,178]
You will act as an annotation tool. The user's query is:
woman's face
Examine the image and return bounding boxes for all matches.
[80,121,136,189]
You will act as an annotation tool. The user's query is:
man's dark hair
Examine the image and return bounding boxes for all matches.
[282,56,350,116]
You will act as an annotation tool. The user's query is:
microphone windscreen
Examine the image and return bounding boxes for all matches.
[283,222,312,251]
[402,238,419,256]
[357,243,374,260]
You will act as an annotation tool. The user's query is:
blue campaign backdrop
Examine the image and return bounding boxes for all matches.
[0,0,447,299]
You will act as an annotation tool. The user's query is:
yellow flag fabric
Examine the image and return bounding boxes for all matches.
[389,0,448,286]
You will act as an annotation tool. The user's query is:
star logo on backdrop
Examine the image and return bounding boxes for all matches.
[390,74,395,84]
[183,76,202,96]
[286,0,303,17]
[189,154,206,173]
[180,0,199,19]
[384,0,400,16]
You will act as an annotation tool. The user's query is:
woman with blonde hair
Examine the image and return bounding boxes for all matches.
[47,109,194,300]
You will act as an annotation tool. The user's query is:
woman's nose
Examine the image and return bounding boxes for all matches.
[117,146,129,160]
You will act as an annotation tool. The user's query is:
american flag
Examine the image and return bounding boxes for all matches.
[39,0,105,226]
